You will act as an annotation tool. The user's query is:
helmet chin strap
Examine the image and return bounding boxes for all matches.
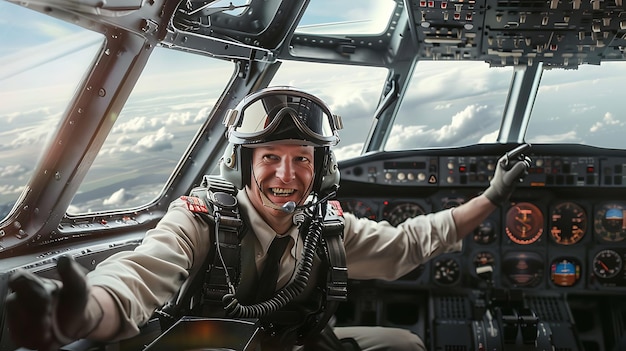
[251,168,314,214]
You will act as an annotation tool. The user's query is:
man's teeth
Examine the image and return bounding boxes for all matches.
[271,188,294,196]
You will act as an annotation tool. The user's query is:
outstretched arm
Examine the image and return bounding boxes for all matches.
[89,286,123,340]
[452,144,531,239]
[452,194,497,240]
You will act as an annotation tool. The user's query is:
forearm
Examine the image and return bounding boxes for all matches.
[87,286,123,340]
[451,194,496,240]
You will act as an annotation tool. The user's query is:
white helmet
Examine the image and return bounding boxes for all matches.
[220,86,342,195]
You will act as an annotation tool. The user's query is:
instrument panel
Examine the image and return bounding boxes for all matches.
[336,145,626,294]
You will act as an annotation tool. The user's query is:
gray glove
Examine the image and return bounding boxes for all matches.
[483,144,532,205]
[6,255,103,351]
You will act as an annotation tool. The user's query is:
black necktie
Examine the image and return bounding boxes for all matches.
[255,235,291,302]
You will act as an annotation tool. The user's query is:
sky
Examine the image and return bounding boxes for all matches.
[1,0,625,215]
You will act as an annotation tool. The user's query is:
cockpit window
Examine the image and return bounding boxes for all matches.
[296,0,396,35]
[68,48,234,214]
[388,61,514,150]
[527,62,626,149]
[270,61,388,160]
[0,2,103,222]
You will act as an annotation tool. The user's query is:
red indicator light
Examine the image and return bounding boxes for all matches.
[587,166,594,173]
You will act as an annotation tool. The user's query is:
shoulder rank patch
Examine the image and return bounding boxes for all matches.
[180,195,209,214]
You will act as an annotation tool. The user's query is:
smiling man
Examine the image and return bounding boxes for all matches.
[6,86,530,351]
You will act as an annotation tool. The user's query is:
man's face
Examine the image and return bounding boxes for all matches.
[248,144,315,218]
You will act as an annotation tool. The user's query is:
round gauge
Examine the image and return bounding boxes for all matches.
[383,202,425,226]
[340,199,377,220]
[473,219,497,245]
[550,258,581,287]
[433,257,461,285]
[502,252,544,288]
[594,203,626,242]
[505,202,544,244]
[592,249,623,279]
[549,201,587,245]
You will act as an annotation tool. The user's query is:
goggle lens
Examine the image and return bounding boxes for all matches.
[226,89,341,146]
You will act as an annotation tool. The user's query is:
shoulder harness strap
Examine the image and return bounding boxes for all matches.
[323,200,348,303]
[187,175,244,314]
[299,199,347,343]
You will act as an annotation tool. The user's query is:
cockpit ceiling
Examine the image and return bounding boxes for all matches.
[411,0,626,68]
[174,0,626,69]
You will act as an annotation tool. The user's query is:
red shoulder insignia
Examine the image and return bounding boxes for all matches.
[180,195,209,214]
[329,200,343,216]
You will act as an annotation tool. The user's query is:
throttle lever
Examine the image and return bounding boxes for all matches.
[501,143,531,170]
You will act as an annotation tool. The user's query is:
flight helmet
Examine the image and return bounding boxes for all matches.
[220,86,342,196]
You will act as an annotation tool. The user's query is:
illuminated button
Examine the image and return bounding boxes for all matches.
[407,173,416,181]
[418,173,426,181]
[448,162,454,170]
[385,172,393,180]
[447,176,455,184]
[459,165,467,173]
[397,172,406,180]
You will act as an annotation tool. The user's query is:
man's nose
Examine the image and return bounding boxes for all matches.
[276,159,295,182]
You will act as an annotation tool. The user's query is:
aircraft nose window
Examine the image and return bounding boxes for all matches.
[390,61,513,150]
[0,2,103,223]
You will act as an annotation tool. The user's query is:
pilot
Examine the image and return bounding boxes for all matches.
[5,86,531,351]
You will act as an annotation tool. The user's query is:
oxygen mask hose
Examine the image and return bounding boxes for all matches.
[222,204,324,318]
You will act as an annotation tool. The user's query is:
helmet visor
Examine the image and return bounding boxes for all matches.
[225,88,342,146]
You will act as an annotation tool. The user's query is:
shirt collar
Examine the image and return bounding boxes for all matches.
[237,189,300,257]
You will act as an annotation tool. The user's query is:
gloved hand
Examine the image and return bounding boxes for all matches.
[483,144,532,205]
[6,255,104,351]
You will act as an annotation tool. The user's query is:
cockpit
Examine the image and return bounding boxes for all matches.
[1,0,626,350]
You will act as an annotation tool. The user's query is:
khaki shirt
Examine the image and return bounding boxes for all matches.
[88,189,460,340]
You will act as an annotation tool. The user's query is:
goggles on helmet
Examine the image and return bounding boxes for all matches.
[223,87,343,147]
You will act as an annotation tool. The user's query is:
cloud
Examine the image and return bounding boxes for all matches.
[0,184,24,197]
[590,112,622,133]
[101,127,175,155]
[131,127,174,152]
[112,116,162,133]
[0,164,28,178]
[434,103,453,110]
[385,104,497,149]
[333,143,363,161]
[529,131,579,143]
[112,106,208,135]
[103,188,132,206]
